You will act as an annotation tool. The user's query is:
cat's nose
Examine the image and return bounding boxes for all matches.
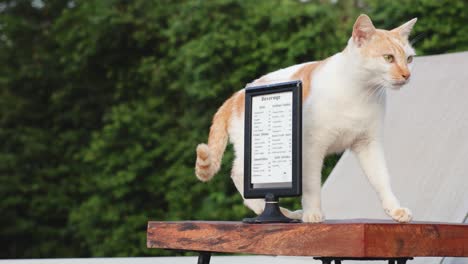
[402,72,411,80]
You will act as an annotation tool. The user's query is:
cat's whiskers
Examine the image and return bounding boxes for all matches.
[364,79,387,102]
[377,86,386,103]
[361,77,387,103]
[363,86,380,103]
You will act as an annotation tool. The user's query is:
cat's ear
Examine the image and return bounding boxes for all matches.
[392,18,417,39]
[352,14,376,47]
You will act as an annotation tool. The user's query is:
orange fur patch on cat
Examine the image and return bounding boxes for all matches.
[291,62,322,100]
[233,90,245,118]
[195,95,234,181]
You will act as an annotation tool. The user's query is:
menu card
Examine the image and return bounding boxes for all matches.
[250,91,293,184]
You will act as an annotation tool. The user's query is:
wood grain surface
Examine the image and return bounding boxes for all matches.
[147,220,468,257]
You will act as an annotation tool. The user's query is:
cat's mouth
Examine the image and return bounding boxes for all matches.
[390,80,409,89]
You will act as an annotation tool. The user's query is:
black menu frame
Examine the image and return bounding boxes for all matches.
[243,80,302,199]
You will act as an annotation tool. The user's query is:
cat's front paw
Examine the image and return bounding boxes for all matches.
[388,207,412,223]
[302,209,325,223]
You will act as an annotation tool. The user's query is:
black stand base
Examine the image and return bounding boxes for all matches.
[242,193,301,224]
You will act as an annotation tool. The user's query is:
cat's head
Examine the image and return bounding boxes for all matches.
[348,14,417,90]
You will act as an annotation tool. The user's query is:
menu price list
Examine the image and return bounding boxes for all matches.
[251,91,293,184]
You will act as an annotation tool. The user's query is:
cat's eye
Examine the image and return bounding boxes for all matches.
[407,55,414,63]
[383,54,395,63]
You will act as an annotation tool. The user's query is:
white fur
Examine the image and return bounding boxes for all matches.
[227,32,415,222]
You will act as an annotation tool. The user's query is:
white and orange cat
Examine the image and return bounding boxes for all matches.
[195,14,417,223]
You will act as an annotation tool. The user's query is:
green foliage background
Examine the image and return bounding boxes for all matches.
[0,0,467,258]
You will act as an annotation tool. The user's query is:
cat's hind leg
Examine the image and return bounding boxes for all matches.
[230,157,264,214]
[281,208,303,220]
[231,156,301,219]
[228,115,266,216]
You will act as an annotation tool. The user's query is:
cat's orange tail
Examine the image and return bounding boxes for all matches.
[195,96,234,182]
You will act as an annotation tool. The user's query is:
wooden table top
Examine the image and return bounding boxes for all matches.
[147,219,468,257]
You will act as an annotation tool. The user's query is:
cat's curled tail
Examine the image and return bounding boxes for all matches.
[195,96,234,182]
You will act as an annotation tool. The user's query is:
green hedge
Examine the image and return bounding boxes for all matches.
[0,0,466,258]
